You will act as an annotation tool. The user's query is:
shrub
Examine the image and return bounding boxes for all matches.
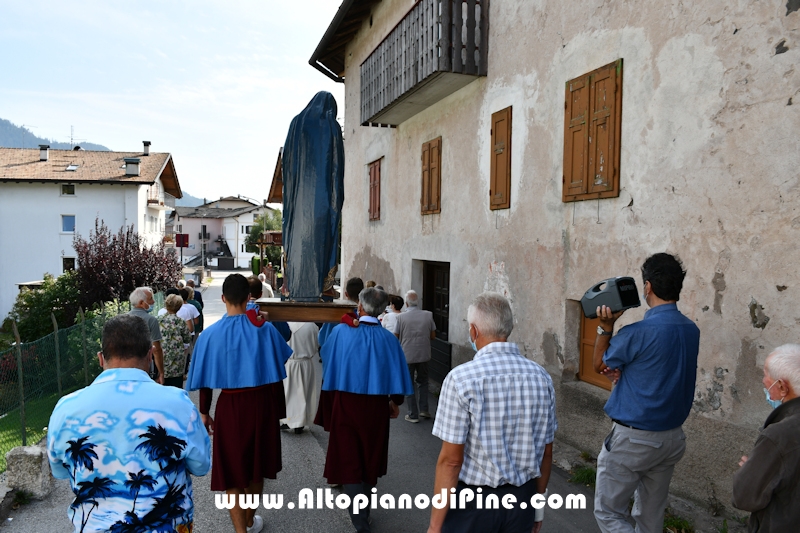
[245,210,282,268]
[5,271,80,343]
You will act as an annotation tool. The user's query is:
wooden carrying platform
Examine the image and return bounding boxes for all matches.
[254,300,354,323]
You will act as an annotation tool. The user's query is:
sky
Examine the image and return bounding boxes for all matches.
[0,0,345,202]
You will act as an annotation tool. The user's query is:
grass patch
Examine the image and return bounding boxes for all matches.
[579,451,594,462]
[568,465,597,488]
[664,509,694,533]
[0,391,76,472]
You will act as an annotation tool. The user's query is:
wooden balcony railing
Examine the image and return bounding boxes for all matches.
[360,0,488,127]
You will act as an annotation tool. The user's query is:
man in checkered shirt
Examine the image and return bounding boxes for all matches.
[428,292,557,533]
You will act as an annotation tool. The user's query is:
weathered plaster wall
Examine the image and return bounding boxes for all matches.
[337,0,800,509]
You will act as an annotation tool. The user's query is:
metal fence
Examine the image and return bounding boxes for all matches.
[0,292,164,472]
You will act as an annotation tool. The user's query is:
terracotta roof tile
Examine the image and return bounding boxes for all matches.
[0,147,181,197]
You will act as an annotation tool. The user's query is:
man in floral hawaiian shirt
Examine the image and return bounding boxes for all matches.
[47,314,211,533]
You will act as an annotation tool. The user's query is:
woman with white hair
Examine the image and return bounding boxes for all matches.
[732,343,800,532]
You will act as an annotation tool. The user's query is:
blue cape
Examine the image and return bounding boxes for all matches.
[186,314,292,390]
[321,324,413,396]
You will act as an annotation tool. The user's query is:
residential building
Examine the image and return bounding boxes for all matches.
[310,0,800,510]
[169,196,275,270]
[0,143,181,319]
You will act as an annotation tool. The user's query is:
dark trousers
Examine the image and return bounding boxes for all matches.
[163,376,183,388]
[343,482,373,533]
[442,479,539,533]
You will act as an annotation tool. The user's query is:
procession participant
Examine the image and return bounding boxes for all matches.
[316,287,413,532]
[280,321,321,434]
[186,273,292,533]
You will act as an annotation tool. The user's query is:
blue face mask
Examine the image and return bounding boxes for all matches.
[147,303,155,313]
[470,340,477,352]
[764,381,783,409]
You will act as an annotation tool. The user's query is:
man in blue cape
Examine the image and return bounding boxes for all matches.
[315,287,413,533]
[186,273,292,533]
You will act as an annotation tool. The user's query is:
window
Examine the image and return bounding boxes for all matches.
[61,184,75,196]
[563,59,623,203]
[61,215,76,233]
[490,107,512,210]
[368,159,381,221]
[241,244,245,253]
[577,313,612,391]
[62,257,76,272]
[421,137,442,215]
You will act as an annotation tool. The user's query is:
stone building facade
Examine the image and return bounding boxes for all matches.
[310,0,800,509]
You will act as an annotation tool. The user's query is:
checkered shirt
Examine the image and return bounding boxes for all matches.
[432,342,557,487]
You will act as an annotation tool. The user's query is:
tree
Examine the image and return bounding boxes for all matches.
[72,218,181,311]
[245,210,282,268]
[3,270,80,344]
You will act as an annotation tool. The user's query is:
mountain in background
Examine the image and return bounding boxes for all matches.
[0,118,110,151]
[176,192,204,206]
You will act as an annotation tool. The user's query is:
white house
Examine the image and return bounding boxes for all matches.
[170,196,275,270]
[0,142,182,319]
[309,0,800,511]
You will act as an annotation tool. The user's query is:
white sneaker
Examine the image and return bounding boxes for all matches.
[419,411,432,419]
[247,514,263,533]
[405,415,419,424]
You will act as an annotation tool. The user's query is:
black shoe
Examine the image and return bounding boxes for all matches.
[294,427,304,434]
[280,424,290,431]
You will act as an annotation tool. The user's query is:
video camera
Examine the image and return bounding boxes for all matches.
[580,277,641,318]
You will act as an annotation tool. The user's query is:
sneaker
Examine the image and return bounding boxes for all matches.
[404,415,419,424]
[247,515,263,533]
[419,411,432,419]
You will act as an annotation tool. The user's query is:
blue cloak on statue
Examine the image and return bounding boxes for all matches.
[185,314,292,390]
[282,91,344,301]
[321,320,413,396]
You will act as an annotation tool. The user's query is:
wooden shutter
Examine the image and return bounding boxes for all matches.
[578,314,611,391]
[563,59,623,202]
[563,76,589,200]
[369,160,381,221]
[490,107,512,210]
[421,137,442,215]
[587,61,621,195]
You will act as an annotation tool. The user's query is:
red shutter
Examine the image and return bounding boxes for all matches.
[490,107,512,210]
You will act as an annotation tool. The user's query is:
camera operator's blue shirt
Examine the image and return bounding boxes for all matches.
[603,303,700,431]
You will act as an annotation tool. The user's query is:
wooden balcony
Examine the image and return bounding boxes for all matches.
[360,0,488,127]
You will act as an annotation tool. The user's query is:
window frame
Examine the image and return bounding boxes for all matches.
[61,183,75,196]
[562,59,623,203]
[61,214,76,233]
[62,257,76,272]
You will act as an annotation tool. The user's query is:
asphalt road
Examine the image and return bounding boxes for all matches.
[1,270,600,532]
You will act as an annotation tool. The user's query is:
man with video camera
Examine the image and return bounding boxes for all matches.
[592,253,700,533]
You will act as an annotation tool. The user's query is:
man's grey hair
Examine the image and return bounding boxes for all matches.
[405,290,419,307]
[258,273,266,282]
[766,344,800,391]
[360,287,389,318]
[467,292,513,339]
[177,279,186,289]
[129,287,153,307]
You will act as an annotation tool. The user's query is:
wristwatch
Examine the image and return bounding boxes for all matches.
[597,326,612,336]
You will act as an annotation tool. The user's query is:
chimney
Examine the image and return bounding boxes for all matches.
[124,158,141,176]
[39,145,49,161]
[143,141,151,156]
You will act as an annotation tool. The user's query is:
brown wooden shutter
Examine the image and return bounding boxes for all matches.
[421,141,431,213]
[490,107,511,210]
[587,60,622,196]
[578,314,611,391]
[369,160,381,221]
[430,137,441,213]
[563,76,589,200]
[563,59,623,202]
[421,137,442,215]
